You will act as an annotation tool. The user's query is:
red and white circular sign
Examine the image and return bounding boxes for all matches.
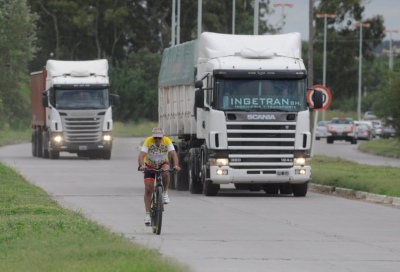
[307,85,332,110]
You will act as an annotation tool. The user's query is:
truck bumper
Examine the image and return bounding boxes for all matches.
[209,165,311,185]
[51,141,112,153]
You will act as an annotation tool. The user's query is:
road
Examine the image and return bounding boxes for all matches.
[1,138,400,272]
[313,138,400,167]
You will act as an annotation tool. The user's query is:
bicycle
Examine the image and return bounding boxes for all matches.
[144,168,174,235]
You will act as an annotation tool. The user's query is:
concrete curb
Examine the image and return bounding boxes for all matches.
[309,183,400,208]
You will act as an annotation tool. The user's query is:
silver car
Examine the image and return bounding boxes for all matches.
[371,120,383,137]
[316,121,330,140]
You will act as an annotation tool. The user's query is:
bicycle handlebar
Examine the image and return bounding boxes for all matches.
[142,168,176,174]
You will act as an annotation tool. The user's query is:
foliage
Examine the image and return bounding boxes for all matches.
[372,71,400,138]
[0,0,37,129]
[311,0,385,112]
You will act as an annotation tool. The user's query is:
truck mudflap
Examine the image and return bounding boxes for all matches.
[208,166,311,184]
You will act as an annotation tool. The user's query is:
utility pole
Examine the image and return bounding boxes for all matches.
[385,29,399,70]
[254,0,259,35]
[198,0,202,38]
[307,0,313,88]
[354,22,370,121]
[316,13,336,121]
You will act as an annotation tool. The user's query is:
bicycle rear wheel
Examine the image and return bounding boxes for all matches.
[155,186,163,235]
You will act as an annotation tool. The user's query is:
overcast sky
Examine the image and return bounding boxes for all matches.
[266,0,400,41]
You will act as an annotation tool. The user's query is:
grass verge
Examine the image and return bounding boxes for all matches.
[311,155,400,197]
[0,164,189,272]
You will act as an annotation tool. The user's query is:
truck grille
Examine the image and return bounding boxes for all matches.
[61,116,103,143]
[227,122,296,169]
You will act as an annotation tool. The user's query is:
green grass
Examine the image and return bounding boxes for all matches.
[0,164,189,272]
[113,121,158,137]
[311,155,400,197]
[0,129,31,147]
[358,138,400,158]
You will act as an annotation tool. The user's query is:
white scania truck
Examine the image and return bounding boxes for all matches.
[158,32,323,196]
[31,59,120,160]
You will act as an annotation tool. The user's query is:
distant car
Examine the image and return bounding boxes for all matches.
[363,111,377,120]
[371,120,383,137]
[356,123,373,141]
[355,120,376,138]
[316,121,330,140]
[382,124,396,138]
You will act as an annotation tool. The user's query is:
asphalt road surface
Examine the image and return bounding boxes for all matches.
[1,138,400,272]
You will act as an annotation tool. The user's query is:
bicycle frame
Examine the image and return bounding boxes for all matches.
[144,168,173,235]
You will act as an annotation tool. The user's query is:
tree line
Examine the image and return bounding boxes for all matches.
[0,0,399,135]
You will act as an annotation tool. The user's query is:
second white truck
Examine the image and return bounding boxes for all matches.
[31,59,120,160]
[158,32,323,196]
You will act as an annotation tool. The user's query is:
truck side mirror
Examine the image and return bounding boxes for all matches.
[194,80,203,89]
[194,89,204,109]
[312,90,323,109]
[42,92,49,107]
[110,94,120,107]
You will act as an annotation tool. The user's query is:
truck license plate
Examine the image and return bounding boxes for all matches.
[79,146,87,150]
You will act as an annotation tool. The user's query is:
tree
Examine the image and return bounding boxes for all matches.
[0,0,37,129]
[311,0,385,111]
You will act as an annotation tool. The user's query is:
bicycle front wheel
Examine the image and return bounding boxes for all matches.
[155,186,163,235]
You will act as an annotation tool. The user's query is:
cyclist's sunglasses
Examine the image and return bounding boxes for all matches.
[153,137,162,140]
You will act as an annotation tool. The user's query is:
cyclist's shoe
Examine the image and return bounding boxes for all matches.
[163,192,170,204]
[144,214,151,226]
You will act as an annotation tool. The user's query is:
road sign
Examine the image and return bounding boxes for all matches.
[307,85,332,110]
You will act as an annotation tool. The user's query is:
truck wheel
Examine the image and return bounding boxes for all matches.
[50,150,60,160]
[174,143,189,191]
[280,183,293,195]
[32,131,37,157]
[351,137,357,145]
[42,132,49,159]
[234,183,248,190]
[36,128,43,158]
[203,180,219,196]
[188,148,202,194]
[327,137,334,144]
[103,150,111,160]
[263,184,279,195]
[168,153,175,190]
[292,182,308,197]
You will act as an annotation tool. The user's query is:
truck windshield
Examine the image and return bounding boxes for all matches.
[54,89,110,110]
[213,78,307,112]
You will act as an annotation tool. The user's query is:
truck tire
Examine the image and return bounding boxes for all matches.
[42,132,49,159]
[234,183,248,190]
[188,148,202,194]
[32,131,37,157]
[174,143,188,191]
[351,137,357,145]
[292,182,308,197]
[280,183,293,195]
[263,184,279,195]
[203,180,219,196]
[168,153,175,190]
[50,150,60,160]
[103,150,111,160]
[36,128,43,158]
[327,137,334,144]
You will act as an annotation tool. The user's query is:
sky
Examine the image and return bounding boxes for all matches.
[267,0,400,41]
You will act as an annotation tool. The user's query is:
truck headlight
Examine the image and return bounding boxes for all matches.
[52,133,63,143]
[103,134,112,141]
[294,157,306,166]
[210,158,229,167]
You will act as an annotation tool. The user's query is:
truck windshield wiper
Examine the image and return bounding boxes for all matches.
[263,108,291,112]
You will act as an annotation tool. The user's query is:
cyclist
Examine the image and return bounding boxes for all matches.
[138,127,181,226]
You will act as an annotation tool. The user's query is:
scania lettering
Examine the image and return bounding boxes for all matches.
[158,32,323,196]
